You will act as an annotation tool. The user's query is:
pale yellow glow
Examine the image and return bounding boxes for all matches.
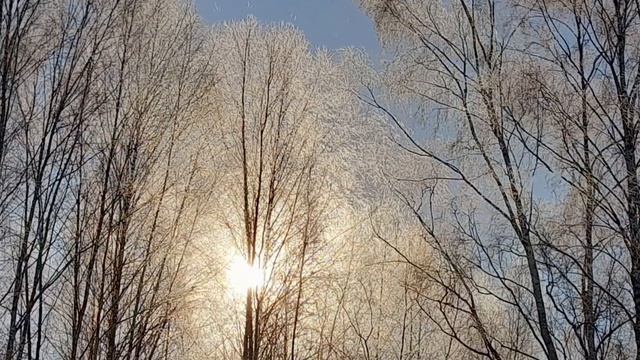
[227,255,264,294]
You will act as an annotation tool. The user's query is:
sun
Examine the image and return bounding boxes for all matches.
[227,255,265,294]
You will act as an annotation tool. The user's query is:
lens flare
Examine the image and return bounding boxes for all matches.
[227,255,264,294]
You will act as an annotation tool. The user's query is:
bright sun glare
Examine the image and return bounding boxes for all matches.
[227,255,265,294]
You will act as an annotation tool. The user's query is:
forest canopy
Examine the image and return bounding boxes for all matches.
[1,0,640,359]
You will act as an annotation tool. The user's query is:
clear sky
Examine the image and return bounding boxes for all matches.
[194,0,380,54]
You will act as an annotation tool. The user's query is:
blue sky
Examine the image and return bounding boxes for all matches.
[194,0,380,54]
